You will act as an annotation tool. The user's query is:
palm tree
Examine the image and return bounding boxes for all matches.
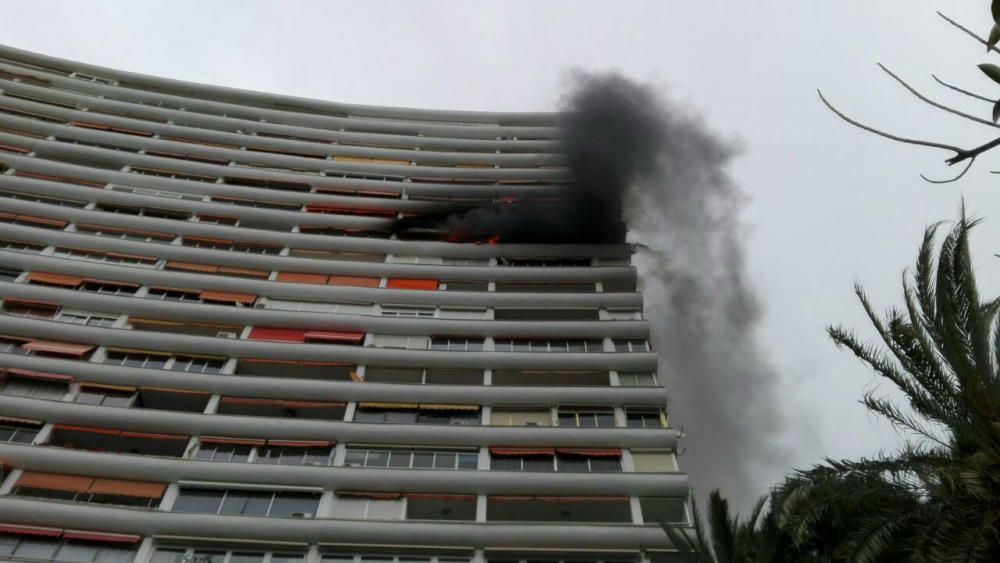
[775,213,1000,561]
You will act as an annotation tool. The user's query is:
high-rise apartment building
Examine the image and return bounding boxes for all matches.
[0,44,689,563]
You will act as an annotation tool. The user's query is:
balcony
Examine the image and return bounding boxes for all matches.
[353,403,480,426]
[235,359,356,382]
[216,397,346,421]
[492,369,609,387]
[487,495,632,523]
[12,471,167,509]
[47,424,188,457]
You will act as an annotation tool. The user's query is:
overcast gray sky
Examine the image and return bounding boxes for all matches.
[3,0,998,505]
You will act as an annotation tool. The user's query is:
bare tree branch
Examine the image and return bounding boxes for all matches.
[932,75,993,103]
[947,135,1000,165]
[937,11,1000,54]
[876,64,998,128]
[817,90,964,154]
[921,157,975,184]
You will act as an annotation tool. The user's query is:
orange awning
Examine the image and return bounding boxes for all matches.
[0,523,62,537]
[25,272,83,287]
[407,493,475,501]
[386,278,438,291]
[248,327,307,342]
[328,275,379,288]
[89,478,166,498]
[165,261,217,273]
[200,290,256,305]
[220,397,279,406]
[282,400,345,409]
[218,265,268,277]
[276,271,328,284]
[62,530,140,543]
[53,424,119,436]
[3,368,73,382]
[82,383,136,393]
[22,341,94,357]
[556,447,623,457]
[304,330,365,344]
[490,447,555,456]
[17,472,94,493]
[119,430,187,441]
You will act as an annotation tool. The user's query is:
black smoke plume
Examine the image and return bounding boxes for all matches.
[563,72,788,509]
[394,72,788,508]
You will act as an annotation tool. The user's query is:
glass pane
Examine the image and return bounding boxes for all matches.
[590,457,622,471]
[0,535,15,556]
[0,427,13,442]
[304,447,331,465]
[434,452,456,469]
[244,491,273,517]
[596,413,616,427]
[13,538,57,559]
[491,456,521,471]
[269,491,319,518]
[387,451,411,468]
[229,552,266,563]
[558,413,577,426]
[195,446,215,461]
[231,445,252,463]
[352,409,383,423]
[365,450,389,468]
[271,555,306,563]
[256,446,281,464]
[385,410,417,423]
[457,453,478,469]
[11,429,37,443]
[578,414,597,427]
[173,488,223,513]
[191,551,226,563]
[102,393,134,408]
[343,450,366,466]
[411,452,434,468]
[557,456,589,472]
[99,546,137,563]
[56,542,100,562]
[523,456,555,472]
[220,490,250,515]
[151,548,187,563]
[75,391,104,405]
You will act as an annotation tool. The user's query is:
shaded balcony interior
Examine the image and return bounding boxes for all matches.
[486,496,632,523]
[216,397,347,420]
[47,424,188,457]
[362,366,483,385]
[128,318,244,338]
[235,359,357,381]
[493,307,600,321]
[76,384,211,413]
[492,369,609,387]
[353,403,480,425]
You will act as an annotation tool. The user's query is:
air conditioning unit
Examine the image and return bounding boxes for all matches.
[217,331,238,339]
[290,512,313,519]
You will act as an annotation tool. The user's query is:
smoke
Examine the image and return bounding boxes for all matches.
[561,72,787,510]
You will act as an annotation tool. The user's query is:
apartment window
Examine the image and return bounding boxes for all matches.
[146,287,202,302]
[212,196,300,211]
[370,334,430,350]
[490,449,555,472]
[0,420,40,443]
[172,487,321,519]
[614,338,650,352]
[439,280,488,292]
[74,223,174,243]
[557,407,616,428]
[131,166,217,183]
[556,450,623,472]
[618,372,658,386]
[380,305,434,318]
[631,450,679,473]
[442,257,489,266]
[103,350,170,369]
[0,336,29,355]
[2,299,57,319]
[57,309,119,328]
[362,367,483,385]
[109,185,204,201]
[342,447,478,470]
[0,533,135,563]
[80,281,138,296]
[152,546,305,563]
[626,407,668,428]
[52,247,158,268]
[493,338,604,353]
[321,554,470,563]
[354,404,480,426]
[95,203,191,221]
[256,444,333,466]
[489,408,551,427]
[169,355,226,374]
[192,437,254,460]
[389,255,443,265]
[0,376,67,400]
[76,385,136,408]
[0,238,45,253]
[438,307,488,320]
[429,337,483,352]
[264,298,372,315]
[196,213,239,226]
[0,268,21,281]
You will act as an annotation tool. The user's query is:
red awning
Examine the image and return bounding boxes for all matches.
[282,400,345,409]
[266,439,333,448]
[336,491,402,500]
[200,436,266,446]
[200,290,256,305]
[25,272,83,287]
[22,341,94,357]
[555,448,623,457]
[54,424,120,436]
[386,278,438,290]
[406,493,476,501]
[490,447,555,456]
[303,330,365,344]
[0,523,62,537]
[248,327,307,342]
[327,275,379,288]
[489,495,629,502]
[220,397,280,406]
[3,368,73,382]
[119,430,187,441]
[62,530,141,543]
